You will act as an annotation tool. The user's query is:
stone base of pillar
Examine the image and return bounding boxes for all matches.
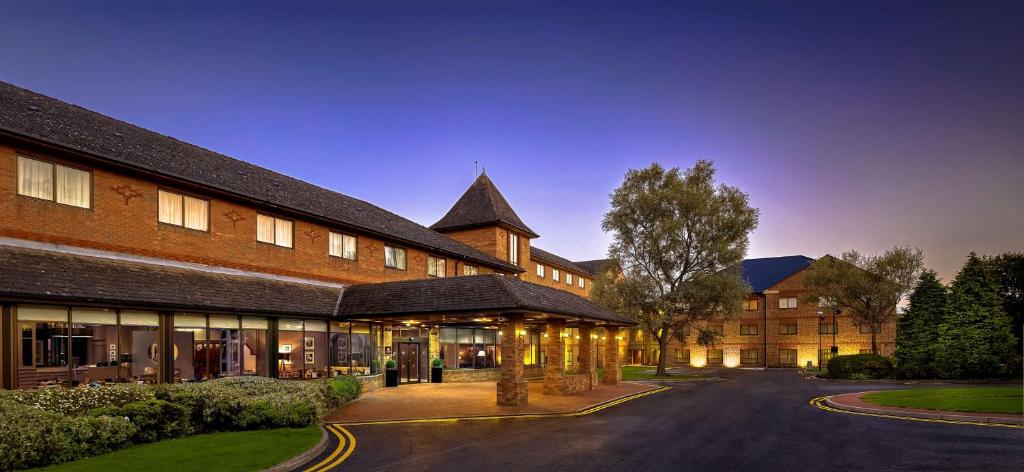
[603,326,623,386]
[497,378,529,406]
[497,314,528,406]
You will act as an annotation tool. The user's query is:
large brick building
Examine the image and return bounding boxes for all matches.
[625,256,897,369]
[0,81,629,405]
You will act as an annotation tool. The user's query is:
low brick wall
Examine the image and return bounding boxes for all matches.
[442,368,500,383]
[355,373,383,392]
[559,372,593,394]
[525,365,544,379]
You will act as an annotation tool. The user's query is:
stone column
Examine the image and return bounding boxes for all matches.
[497,314,528,406]
[578,323,596,390]
[543,319,566,395]
[603,326,622,385]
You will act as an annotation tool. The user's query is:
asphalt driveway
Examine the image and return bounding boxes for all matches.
[310,369,1023,471]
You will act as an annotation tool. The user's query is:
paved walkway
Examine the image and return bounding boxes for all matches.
[826,391,1024,425]
[325,380,655,423]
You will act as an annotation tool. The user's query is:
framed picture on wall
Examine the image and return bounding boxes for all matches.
[280,344,292,354]
[305,352,315,364]
[304,337,315,350]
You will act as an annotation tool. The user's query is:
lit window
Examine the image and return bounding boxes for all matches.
[859,324,879,334]
[329,232,357,260]
[508,233,520,266]
[158,190,209,231]
[779,297,798,309]
[463,265,478,276]
[819,322,838,335]
[740,324,758,336]
[566,273,573,285]
[707,349,723,365]
[675,349,690,364]
[741,349,759,364]
[552,269,560,282]
[578,277,585,288]
[256,214,292,247]
[385,245,407,270]
[708,323,724,335]
[17,156,91,209]
[536,264,545,278]
[778,349,797,365]
[427,256,446,277]
[744,299,759,310]
[779,322,798,335]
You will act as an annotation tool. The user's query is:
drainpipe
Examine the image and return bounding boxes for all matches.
[762,292,768,368]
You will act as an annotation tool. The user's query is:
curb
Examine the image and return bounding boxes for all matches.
[807,375,1020,385]
[260,425,331,472]
[823,394,1024,426]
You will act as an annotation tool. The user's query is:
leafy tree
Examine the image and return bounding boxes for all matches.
[801,247,924,354]
[934,253,1017,379]
[894,271,947,378]
[596,161,758,375]
[982,253,1023,353]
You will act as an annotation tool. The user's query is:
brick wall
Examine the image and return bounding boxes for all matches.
[0,144,499,284]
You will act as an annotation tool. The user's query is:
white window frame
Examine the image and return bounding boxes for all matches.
[17,155,91,209]
[508,232,520,266]
[427,255,446,277]
[779,297,798,309]
[329,232,358,260]
[536,264,545,278]
[578,277,585,288]
[256,214,293,248]
[158,189,209,231]
[566,273,573,285]
[552,269,560,282]
[384,245,407,270]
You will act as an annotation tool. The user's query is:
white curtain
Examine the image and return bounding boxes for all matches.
[304,320,327,332]
[159,191,183,225]
[208,315,240,329]
[17,304,66,322]
[275,219,293,248]
[256,214,275,243]
[183,196,208,231]
[343,234,357,259]
[395,247,406,269]
[120,310,159,327]
[55,165,90,208]
[241,317,268,330]
[329,232,343,257]
[72,307,116,325]
[17,156,53,200]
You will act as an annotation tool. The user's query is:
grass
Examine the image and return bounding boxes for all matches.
[861,387,1023,414]
[36,426,322,472]
[597,366,712,381]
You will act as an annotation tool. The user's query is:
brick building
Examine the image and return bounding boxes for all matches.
[0,81,632,405]
[626,256,897,369]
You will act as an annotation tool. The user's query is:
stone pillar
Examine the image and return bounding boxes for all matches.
[603,326,622,385]
[578,323,596,390]
[543,319,566,395]
[497,314,528,406]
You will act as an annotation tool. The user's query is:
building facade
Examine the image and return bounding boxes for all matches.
[626,256,897,369]
[0,81,631,405]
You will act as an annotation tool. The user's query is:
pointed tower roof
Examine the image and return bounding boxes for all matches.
[431,173,539,238]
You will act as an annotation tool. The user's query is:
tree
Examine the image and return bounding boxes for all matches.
[801,247,924,355]
[597,161,759,375]
[982,253,1023,353]
[894,271,947,378]
[934,253,1017,379]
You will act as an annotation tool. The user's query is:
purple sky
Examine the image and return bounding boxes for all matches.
[2,1,1021,282]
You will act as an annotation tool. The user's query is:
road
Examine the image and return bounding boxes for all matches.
[306,369,1023,471]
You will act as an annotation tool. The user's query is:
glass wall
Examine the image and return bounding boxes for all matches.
[438,327,498,369]
[209,316,242,378]
[278,319,304,379]
[70,307,118,385]
[331,321,382,375]
[119,310,160,383]
[18,305,69,387]
[242,317,268,376]
[305,320,328,378]
[173,313,205,381]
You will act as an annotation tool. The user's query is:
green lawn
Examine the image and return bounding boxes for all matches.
[597,366,712,381]
[861,387,1023,414]
[36,426,322,472]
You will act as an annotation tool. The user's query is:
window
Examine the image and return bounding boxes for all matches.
[859,349,873,354]
[578,277,585,288]
[536,264,545,278]
[329,232,357,260]
[744,299,759,310]
[819,349,835,366]
[706,349,723,365]
[17,156,91,208]
[384,245,407,270]
[819,322,838,335]
[427,256,446,277]
[859,324,878,334]
[463,265,478,276]
[256,214,292,248]
[779,297,798,309]
[779,322,798,335]
[566,273,573,285]
[740,324,758,336]
[674,349,690,364]
[708,323,724,335]
[508,233,520,266]
[552,269,560,282]
[158,190,209,231]
[778,349,798,366]
[741,349,759,365]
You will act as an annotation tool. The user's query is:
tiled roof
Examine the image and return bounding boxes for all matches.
[0,245,341,316]
[529,247,594,277]
[0,81,520,273]
[430,173,539,238]
[337,274,635,326]
[741,255,815,292]
[573,259,616,275]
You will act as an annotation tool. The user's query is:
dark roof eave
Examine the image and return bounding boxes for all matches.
[0,292,334,318]
[529,249,595,277]
[0,128,522,274]
[432,220,540,239]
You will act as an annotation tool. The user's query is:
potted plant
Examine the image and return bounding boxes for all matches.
[385,358,399,387]
[431,357,443,383]
[371,358,381,375]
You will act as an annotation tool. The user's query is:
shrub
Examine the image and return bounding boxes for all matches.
[5,383,153,415]
[432,357,443,368]
[90,399,191,443]
[386,358,397,369]
[0,397,135,470]
[329,375,362,404]
[827,354,895,380]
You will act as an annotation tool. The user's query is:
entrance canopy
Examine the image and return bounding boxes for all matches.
[335,273,636,327]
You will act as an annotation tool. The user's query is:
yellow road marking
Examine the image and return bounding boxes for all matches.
[809,396,1024,429]
[304,425,357,472]
[333,386,672,426]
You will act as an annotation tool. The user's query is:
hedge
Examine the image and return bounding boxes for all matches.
[0,375,363,470]
[826,354,895,380]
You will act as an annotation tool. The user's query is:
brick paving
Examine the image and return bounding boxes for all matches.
[326,380,655,423]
